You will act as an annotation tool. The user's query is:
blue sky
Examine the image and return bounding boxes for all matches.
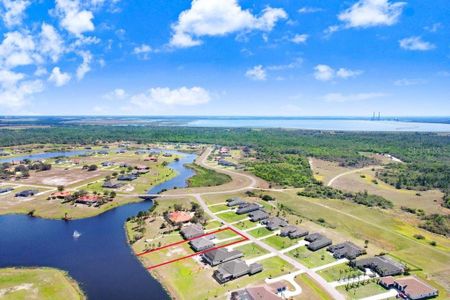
[0,0,449,116]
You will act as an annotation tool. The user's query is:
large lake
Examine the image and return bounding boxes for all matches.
[0,150,197,300]
[187,118,450,132]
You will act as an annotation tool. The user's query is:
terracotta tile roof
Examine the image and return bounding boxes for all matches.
[168,211,192,223]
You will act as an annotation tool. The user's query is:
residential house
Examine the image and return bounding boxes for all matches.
[236,203,260,215]
[0,187,14,194]
[189,237,215,252]
[231,286,281,300]
[167,211,193,225]
[180,224,204,239]
[262,217,288,231]
[351,256,405,276]
[203,248,243,266]
[50,191,71,199]
[226,197,246,207]
[379,276,438,300]
[218,159,236,167]
[305,233,332,251]
[76,195,102,206]
[117,174,138,181]
[327,242,365,260]
[213,259,263,283]
[248,210,269,222]
[102,181,123,189]
[280,226,309,239]
[15,190,38,197]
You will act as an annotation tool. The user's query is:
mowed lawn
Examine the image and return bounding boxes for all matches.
[337,282,388,299]
[263,235,302,250]
[233,243,269,258]
[317,263,362,282]
[295,274,333,300]
[287,247,336,268]
[234,219,258,230]
[0,267,84,300]
[208,204,230,213]
[216,211,248,223]
[247,227,273,238]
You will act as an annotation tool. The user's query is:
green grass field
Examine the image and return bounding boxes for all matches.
[186,163,231,187]
[0,267,84,300]
[233,243,269,258]
[288,247,336,268]
[337,282,388,299]
[216,211,248,223]
[247,227,273,238]
[317,263,362,282]
[263,235,301,250]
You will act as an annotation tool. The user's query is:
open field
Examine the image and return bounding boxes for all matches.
[0,267,84,300]
[186,163,231,187]
[331,169,447,214]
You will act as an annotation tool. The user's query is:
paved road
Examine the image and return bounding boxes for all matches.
[142,146,345,299]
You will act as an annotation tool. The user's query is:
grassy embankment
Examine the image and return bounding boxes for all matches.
[0,267,84,300]
[185,163,231,187]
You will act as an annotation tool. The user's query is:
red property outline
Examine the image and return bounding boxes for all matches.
[137,227,248,270]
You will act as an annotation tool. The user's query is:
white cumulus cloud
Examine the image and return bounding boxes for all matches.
[48,67,71,87]
[76,51,92,80]
[0,0,30,27]
[245,65,266,81]
[399,36,435,51]
[103,88,128,100]
[291,34,308,44]
[169,0,287,48]
[40,23,65,63]
[130,86,211,108]
[314,64,362,81]
[338,0,405,28]
[55,0,95,36]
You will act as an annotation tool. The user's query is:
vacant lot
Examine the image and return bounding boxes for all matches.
[331,169,446,214]
[0,267,84,300]
[15,168,108,187]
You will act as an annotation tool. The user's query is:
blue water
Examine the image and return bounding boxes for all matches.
[0,150,89,164]
[0,150,196,300]
[188,118,450,132]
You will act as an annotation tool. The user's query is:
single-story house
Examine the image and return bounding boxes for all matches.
[327,241,365,260]
[231,286,281,300]
[379,276,438,300]
[262,217,288,231]
[203,248,243,266]
[117,174,138,181]
[76,195,102,205]
[180,224,204,239]
[280,226,309,239]
[226,197,246,207]
[305,233,332,251]
[167,211,193,224]
[189,237,215,252]
[135,165,150,171]
[248,209,269,222]
[351,255,405,277]
[97,150,109,155]
[0,187,14,194]
[236,203,260,215]
[218,159,236,167]
[102,181,123,189]
[213,259,263,283]
[50,191,71,198]
[15,190,38,197]
[101,161,114,167]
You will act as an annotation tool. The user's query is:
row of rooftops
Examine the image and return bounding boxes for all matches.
[179,223,263,284]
